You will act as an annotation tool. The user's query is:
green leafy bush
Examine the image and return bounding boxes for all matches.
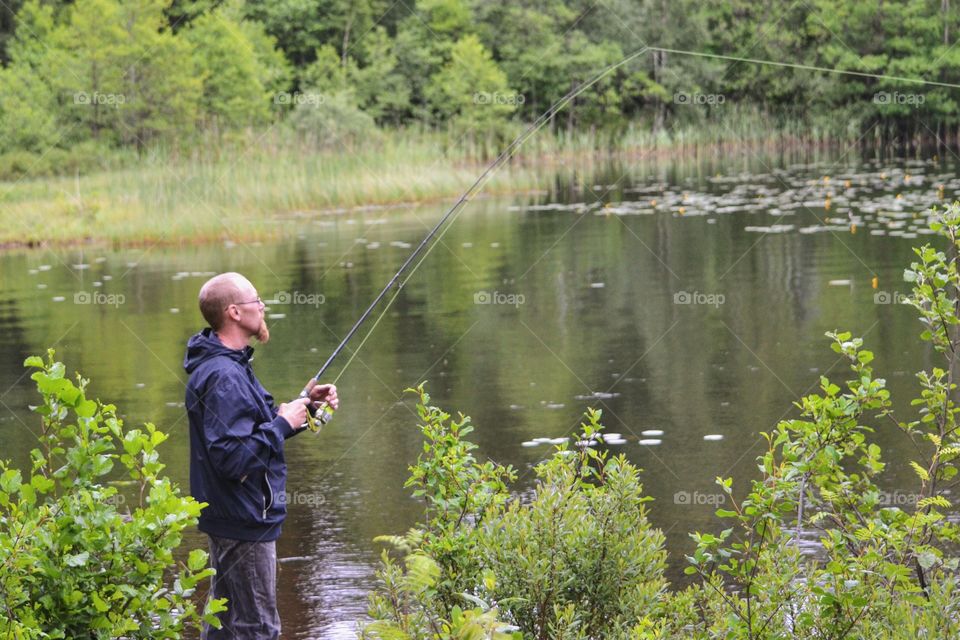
[0,350,225,638]
[362,386,666,639]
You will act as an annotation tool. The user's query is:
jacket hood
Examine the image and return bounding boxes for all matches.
[183,327,254,373]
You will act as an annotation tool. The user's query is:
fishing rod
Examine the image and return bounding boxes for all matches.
[297,46,651,429]
[298,44,960,430]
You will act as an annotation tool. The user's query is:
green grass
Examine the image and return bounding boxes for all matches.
[0,111,848,248]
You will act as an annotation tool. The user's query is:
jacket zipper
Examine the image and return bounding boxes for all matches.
[263,476,274,519]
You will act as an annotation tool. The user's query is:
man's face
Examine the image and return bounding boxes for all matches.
[234,281,270,344]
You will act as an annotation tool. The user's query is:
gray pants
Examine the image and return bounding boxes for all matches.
[202,535,281,640]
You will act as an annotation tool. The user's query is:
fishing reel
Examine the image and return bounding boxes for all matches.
[299,378,334,433]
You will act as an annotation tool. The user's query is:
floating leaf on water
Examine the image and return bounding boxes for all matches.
[704,434,724,441]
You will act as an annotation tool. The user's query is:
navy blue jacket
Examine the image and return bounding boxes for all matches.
[184,328,301,541]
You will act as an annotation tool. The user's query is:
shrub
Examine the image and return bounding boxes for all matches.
[362,386,667,639]
[0,350,225,638]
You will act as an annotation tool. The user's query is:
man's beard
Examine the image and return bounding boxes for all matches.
[255,319,270,344]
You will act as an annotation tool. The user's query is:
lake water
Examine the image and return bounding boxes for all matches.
[0,147,953,637]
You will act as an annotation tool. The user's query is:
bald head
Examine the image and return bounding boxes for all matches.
[198,272,254,330]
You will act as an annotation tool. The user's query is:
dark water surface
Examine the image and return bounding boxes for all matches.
[0,149,954,637]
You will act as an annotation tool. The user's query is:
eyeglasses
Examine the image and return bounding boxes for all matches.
[228,297,262,309]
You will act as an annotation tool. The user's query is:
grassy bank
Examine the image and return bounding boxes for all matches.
[0,112,856,248]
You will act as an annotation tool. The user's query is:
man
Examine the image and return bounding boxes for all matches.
[184,272,339,639]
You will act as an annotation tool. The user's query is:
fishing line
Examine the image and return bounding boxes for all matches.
[301,44,960,405]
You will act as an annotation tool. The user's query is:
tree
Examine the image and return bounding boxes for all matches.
[184,1,291,128]
[425,34,516,133]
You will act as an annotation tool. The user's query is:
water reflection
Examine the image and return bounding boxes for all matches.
[0,149,950,636]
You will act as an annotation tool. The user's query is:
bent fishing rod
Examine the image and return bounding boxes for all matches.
[297,45,960,429]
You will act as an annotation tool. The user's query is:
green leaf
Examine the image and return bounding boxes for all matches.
[23,355,44,368]
[910,461,930,482]
[76,399,98,418]
[188,549,207,572]
[91,592,110,613]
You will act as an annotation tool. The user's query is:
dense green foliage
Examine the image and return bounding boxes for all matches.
[0,350,225,638]
[2,0,960,176]
[362,387,667,639]
[362,204,960,638]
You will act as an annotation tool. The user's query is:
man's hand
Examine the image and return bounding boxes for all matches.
[278,397,311,429]
[309,383,339,411]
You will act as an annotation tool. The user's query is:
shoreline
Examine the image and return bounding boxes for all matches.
[0,135,907,251]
